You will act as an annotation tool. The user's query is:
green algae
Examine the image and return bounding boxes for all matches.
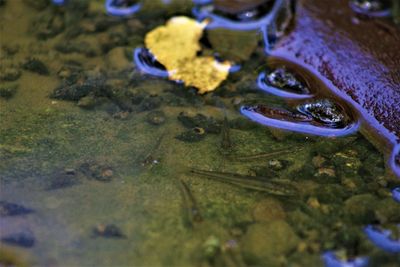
[0,1,399,267]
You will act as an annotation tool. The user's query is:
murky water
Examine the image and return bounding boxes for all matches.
[1,0,399,266]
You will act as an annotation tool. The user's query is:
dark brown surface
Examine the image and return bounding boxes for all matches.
[272,0,400,145]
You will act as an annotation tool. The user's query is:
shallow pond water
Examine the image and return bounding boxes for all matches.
[1,0,400,266]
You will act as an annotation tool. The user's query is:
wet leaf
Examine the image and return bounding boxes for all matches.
[145,16,231,94]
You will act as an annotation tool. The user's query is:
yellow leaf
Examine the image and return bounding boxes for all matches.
[144,16,231,94]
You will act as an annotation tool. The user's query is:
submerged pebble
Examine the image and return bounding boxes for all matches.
[176,127,206,143]
[0,82,18,99]
[93,224,125,238]
[1,232,35,248]
[146,110,166,126]
[0,201,33,217]
[0,65,21,81]
[22,58,49,75]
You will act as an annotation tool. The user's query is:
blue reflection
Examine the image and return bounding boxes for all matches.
[105,0,141,17]
[364,225,400,253]
[322,251,369,267]
[52,0,66,5]
[392,187,400,203]
[133,48,169,78]
[240,105,360,137]
[390,144,400,178]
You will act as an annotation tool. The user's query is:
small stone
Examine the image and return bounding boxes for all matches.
[242,221,299,265]
[315,167,336,178]
[0,201,33,217]
[22,58,49,75]
[1,232,35,248]
[0,82,18,99]
[93,224,125,238]
[146,110,166,125]
[176,127,206,143]
[252,198,286,222]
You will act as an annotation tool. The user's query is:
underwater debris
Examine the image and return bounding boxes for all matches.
[142,16,231,94]
[0,201,34,217]
[1,232,35,248]
[178,179,203,228]
[93,224,125,238]
[139,134,164,167]
[190,168,297,196]
[232,147,301,161]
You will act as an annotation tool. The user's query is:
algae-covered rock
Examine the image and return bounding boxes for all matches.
[105,47,131,71]
[344,194,378,224]
[242,221,299,265]
[207,29,259,62]
[252,198,286,222]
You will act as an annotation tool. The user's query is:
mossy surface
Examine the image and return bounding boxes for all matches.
[0,1,399,266]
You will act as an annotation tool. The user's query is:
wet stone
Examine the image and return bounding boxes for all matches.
[93,224,125,238]
[0,201,33,217]
[0,82,18,99]
[77,95,98,109]
[176,127,206,143]
[105,47,131,71]
[1,232,35,248]
[264,67,310,94]
[22,58,49,75]
[297,99,349,128]
[146,110,166,126]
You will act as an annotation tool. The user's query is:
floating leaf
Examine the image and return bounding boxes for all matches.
[145,16,231,94]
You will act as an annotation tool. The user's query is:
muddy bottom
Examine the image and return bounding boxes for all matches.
[1,0,399,266]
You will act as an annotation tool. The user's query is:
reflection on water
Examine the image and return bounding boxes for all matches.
[1,0,400,266]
